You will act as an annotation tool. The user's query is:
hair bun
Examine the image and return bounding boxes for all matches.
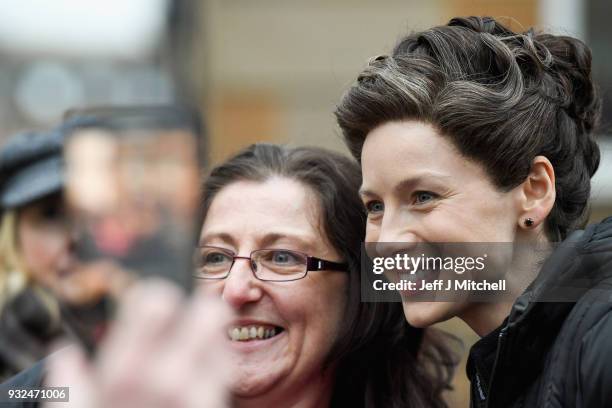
[447,18,601,178]
[536,33,601,178]
[448,16,514,36]
[535,33,601,133]
[446,17,600,134]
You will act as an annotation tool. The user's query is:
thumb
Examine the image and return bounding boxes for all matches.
[43,344,97,408]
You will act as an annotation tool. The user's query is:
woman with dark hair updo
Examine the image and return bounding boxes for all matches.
[336,16,611,408]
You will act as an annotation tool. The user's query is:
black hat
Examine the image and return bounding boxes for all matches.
[0,130,64,209]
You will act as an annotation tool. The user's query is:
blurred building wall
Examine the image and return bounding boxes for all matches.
[199,0,538,165]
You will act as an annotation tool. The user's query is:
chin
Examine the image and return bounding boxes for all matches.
[229,356,290,399]
[401,301,458,328]
[231,373,276,398]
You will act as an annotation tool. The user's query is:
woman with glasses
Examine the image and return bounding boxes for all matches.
[195,143,456,407]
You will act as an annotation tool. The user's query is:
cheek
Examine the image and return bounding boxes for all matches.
[195,281,224,298]
[365,222,379,243]
[20,232,49,272]
[269,275,348,370]
[294,275,347,352]
[463,186,517,232]
[426,197,515,242]
[467,198,517,240]
[18,228,65,276]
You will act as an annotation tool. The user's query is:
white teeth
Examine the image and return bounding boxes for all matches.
[239,327,249,340]
[228,325,281,341]
[231,328,240,341]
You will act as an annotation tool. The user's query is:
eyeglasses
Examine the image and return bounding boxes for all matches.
[194,245,349,282]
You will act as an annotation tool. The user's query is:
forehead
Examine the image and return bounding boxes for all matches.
[360,120,476,188]
[201,177,322,242]
[362,121,451,168]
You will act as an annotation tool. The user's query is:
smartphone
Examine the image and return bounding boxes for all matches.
[60,106,203,353]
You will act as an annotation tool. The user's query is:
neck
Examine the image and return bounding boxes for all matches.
[460,237,553,337]
[235,368,336,408]
[461,301,514,337]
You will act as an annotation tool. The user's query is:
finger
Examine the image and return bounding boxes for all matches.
[188,297,232,408]
[142,295,232,408]
[94,279,184,402]
[44,344,96,408]
[173,295,231,368]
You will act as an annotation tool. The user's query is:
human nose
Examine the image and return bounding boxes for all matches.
[221,256,263,309]
[374,211,420,258]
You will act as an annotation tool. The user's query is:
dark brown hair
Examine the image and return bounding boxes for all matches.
[202,144,456,408]
[335,16,601,241]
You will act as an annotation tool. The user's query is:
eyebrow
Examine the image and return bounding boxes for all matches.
[259,232,315,251]
[360,171,452,197]
[199,232,237,247]
[199,231,316,252]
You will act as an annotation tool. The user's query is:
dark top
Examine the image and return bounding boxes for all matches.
[467,217,612,407]
[0,288,62,381]
[0,359,45,408]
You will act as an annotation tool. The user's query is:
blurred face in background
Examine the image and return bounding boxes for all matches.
[198,177,348,405]
[17,193,76,292]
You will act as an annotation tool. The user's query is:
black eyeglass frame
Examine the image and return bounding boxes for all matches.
[194,245,349,282]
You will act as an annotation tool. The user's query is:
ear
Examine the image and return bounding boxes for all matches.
[514,155,556,229]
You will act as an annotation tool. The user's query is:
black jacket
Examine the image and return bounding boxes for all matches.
[468,217,612,407]
[0,288,62,382]
[0,359,45,408]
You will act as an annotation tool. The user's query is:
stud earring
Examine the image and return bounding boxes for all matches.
[524,218,534,227]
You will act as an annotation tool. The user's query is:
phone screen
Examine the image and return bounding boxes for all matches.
[60,106,202,352]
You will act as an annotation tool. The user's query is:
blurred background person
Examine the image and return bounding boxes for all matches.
[0,129,69,380]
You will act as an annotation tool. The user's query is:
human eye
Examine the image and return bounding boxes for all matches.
[41,203,63,220]
[195,248,233,278]
[269,250,301,265]
[364,200,384,216]
[413,191,439,205]
[202,250,232,266]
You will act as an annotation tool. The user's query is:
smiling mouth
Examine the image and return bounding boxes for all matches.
[227,325,285,342]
